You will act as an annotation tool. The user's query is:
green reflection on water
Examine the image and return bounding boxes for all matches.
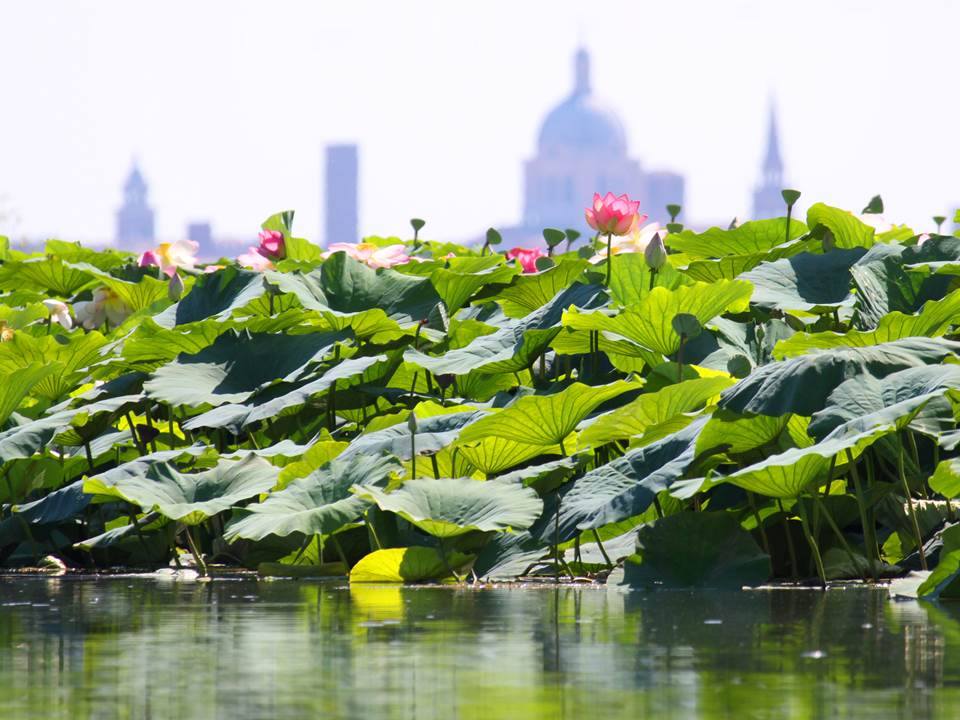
[0,578,957,719]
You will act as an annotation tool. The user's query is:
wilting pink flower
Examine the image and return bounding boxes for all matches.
[323,242,412,269]
[73,288,131,330]
[257,230,285,260]
[585,192,644,236]
[237,249,274,271]
[589,221,666,264]
[137,240,199,277]
[506,247,545,273]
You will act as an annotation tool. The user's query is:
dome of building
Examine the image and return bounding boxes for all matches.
[536,49,627,156]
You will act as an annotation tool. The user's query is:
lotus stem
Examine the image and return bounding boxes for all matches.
[846,449,879,581]
[591,529,614,569]
[778,499,799,581]
[747,492,771,557]
[430,454,440,479]
[812,493,861,576]
[795,496,826,588]
[604,233,613,286]
[83,442,95,473]
[331,533,350,572]
[184,525,207,576]
[898,433,927,571]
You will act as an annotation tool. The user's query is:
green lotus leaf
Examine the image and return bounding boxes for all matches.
[430,258,516,314]
[607,253,686,307]
[931,459,960,500]
[455,435,559,476]
[119,317,224,371]
[44,240,135,270]
[458,380,636,448]
[550,417,705,541]
[617,511,770,589]
[809,364,960,440]
[223,455,401,542]
[84,454,278,525]
[916,526,960,599]
[579,376,731,448]
[806,202,875,249]
[353,477,543,538]
[562,280,752,356]
[0,331,108,403]
[154,267,267,328]
[472,531,547,581]
[739,248,866,313]
[715,424,893,498]
[0,257,95,296]
[349,546,472,583]
[667,218,808,258]
[183,354,392,432]
[405,282,606,376]
[340,409,485,463]
[275,440,350,490]
[696,410,790,455]
[775,290,960,358]
[70,262,170,312]
[495,259,589,317]
[144,328,348,408]
[0,363,59,426]
[720,337,960,417]
[682,252,769,282]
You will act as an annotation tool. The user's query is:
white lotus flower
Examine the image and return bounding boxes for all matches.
[42,299,73,330]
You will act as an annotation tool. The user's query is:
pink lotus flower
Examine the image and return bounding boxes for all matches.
[237,249,274,271]
[585,192,645,236]
[137,240,199,277]
[506,247,545,273]
[322,242,412,269]
[257,230,285,260]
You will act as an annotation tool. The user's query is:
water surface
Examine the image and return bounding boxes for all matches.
[0,576,957,719]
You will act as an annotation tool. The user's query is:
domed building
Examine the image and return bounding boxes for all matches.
[495,48,684,247]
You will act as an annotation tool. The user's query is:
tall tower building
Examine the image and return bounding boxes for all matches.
[324,144,358,246]
[752,105,786,219]
[115,162,155,246]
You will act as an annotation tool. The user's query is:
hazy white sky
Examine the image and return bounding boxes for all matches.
[1,0,957,245]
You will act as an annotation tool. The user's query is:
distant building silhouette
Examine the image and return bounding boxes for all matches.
[325,144,358,246]
[752,105,786,219]
[115,162,155,247]
[186,221,212,246]
[493,48,685,247]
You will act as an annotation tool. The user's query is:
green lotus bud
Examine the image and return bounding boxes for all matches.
[485,227,502,246]
[407,412,418,433]
[168,271,184,301]
[726,354,752,378]
[644,232,668,271]
[781,189,801,208]
[671,313,702,339]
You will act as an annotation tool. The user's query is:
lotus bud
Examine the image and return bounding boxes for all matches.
[644,232,668,271]
[168,271,185,301]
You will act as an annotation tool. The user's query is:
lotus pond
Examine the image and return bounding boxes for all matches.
[2,199,960,598]
[2,577,960,719]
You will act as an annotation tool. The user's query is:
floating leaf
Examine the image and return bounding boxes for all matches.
[349,546,471,583]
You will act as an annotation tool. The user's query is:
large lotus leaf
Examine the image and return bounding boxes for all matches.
[84,454,278,525]
[472,531,548,580]
[719,337,960,417]
[806,203,875,249]
[405,282,606,376]
[70,262,170,312]
[355,477,543,538]
[44,240,135,270]
[667,218,808,258]
[739,248,866,313]
[275,440,350,489]
[562,280,752,356]
[495,259,589,317]
[455,435,560,476]
[349,546,472,583]
[549,328,663,367]
[0,364,58,426]
[0,257,95,296]
[154,267,266,328]
[457,381,637,448]
[931,459,960,499]
[849,242,924,327]
[319,253,441,324]
[0,331,108,403]
[775,290,960,359]
[808,364,960,440]
[0,396,140,463]
[144,329,347,408]
[490,456,581,489]
[682,252,770,283]
[51,394,144,447]
[696,410,789,455]
[550,417,705,542]
[119,317,224,371]
[430,258,516,314]
[714,424,893,498]
[340,409,485,462]
[12,480,89,525]
[686,316,795,372]
[618,511,770,590]
[223,454,401,541]
[183,354,393,432]
[578,376,731,448]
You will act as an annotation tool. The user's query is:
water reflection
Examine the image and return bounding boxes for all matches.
[0,577,957,719]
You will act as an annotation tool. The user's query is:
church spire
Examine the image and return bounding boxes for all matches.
[573,47,590,96]
[763,105,783,184]
[752,100,787,219]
